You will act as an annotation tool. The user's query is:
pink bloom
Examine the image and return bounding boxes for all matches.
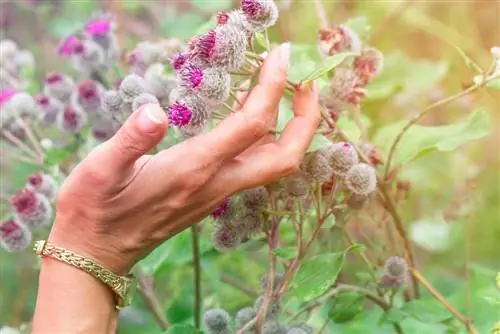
[0,88,16,107]
[0,218,32,252]
[179,64,204,89]
[78,80,99,100]
[45,72,63,85]
[211,198,231,219]
[57,35,81,56]
[195,30,217,60]
[170,52,188,71]
[84,18,111,37]
[167,102,192,126]
[28,172,43,188]
[241,0,264,18]
[217,11,230,25]
[58,106,87,133]
[11,189,39,216]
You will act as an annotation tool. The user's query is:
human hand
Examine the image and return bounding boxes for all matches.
[49,43,320,274]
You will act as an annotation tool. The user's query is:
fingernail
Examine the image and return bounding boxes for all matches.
[279,42,291,70]
[138,104,163,133]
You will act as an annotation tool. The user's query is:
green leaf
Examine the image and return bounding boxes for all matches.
[329,292,365,323]
[273,247,297,259]
[165,324,203,334]
[373,108,491,167]
[44,138,83,166]
[302,52,359,83]
[379,308,409,324]
[254,32,270,51]
[287,44,321,83]
[288,244,362,301]
[455,47,483,73]
[402,299,453,323]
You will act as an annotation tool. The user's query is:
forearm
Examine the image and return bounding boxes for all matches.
[32,256,118,334]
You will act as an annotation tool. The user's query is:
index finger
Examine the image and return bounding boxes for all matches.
[192,43,291,162]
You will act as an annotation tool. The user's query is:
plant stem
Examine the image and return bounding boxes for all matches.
[411,269,478,334]
[220,273,259,298]
[135,268,169,331]
[18,118,45,159]
[191,226,202,329]
[1,129,43,162]
[229,90,243,107]
[312,0,329,29]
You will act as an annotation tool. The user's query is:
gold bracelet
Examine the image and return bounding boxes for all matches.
[34,240,136,310]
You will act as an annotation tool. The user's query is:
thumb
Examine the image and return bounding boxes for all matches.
[101,103,168,171]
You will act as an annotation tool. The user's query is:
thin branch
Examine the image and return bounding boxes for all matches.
[220,273,258,298]
[191,226,202,329]
[17,118,45,159]
[1,130,42,162]
[135,268,169,331]
[412,269,478,334]
[312,0,329,29]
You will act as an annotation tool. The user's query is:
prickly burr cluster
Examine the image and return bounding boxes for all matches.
[203,308,232,334]
[26,173,58,201]
[10,189,52,229]
[379,256,408,289]
[344,163,377,196]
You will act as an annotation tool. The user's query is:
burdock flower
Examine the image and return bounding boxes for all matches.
[203,308,231,334]
[344,163,377,196]
[211,198,233,220]
[119,74,148,103]
[84,15,119,59]
[70,39,106,74]
[178,64,230,105]
[235,307,257,332]
[168,96,210,129]
[132,93,159,112]
[10,189,52,229]
[211,224,242,252]
[216,11,230,25]
[84,17,111,38]
[318,25,362,57]
[301,148,334,182]
[379,256,408,289]
[330,68,366,107]
[57,106,87,134]
[254,296,282,319]
[36,95,63,124]
[287,324,314,334]
[26,172,58,201]
[190,25,248,71]
[92,117,119,141]
[241,0,279,33]
[327,141,359,175]
[144,63,176,102]
[57,35,81,57]
[6,92,39,118]
[354,47,384,85]
[239,209,264,237]
[170,52,189,71]
[283,172,310,197]
[242,187,269,210]
[73,80,103,115]
[0,218,32,252]
[43,72,75,104]
[101,90,123,115]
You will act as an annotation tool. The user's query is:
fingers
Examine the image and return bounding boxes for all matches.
[93,104,168,172]
[193,43,290,163]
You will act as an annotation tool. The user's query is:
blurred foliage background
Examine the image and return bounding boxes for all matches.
[0,0,498,333]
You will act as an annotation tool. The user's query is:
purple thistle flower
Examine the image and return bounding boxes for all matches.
[211,198,231,219]
[0,218,32,252]
[0,88,16,107]
[10,189,52,229]
[57,35,81,56]
[73,80,103,115]
[43,72,75,104]
[84,18,111,37]
[57,106,87,134]
[241,0,263,18]
[170,52,189,71]
[27,172,58,201]
[167,102,192,126]
[197,30,217,60]
[217,11,230,25]
[45,72,63,85]
[36,94,62,124]
[179,64,204,89]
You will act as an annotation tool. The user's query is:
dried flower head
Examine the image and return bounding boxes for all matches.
[10,189,52,229]
[92,117,119,141]
[144,63,176,101]
[301,148,334,182]
[6,92,39,118]
[262,320,286,334]
[239,209,264,237]
[254,296,282,319]
[36,95,63,124]
[170,52,189,71]
[283,171,310,197]
[70,39,106,74]
[331,68,366,107]
[203,308,231,334]
[132,93,159,112]
[354,47,384,85]
[241,0,279,33]
[57,106,88,134]
[212,224,241,252]
[178,64,231,105]
[318,25,362,57]
[119,74,148,103]
[327,142,359,175]
[344,163,377,196]
[319,93,343,122]
[43,72,75,104]
[191,25,248,71]
[73,80,103,115]
[101,90,123,115]
[242,186,269,210]
[27,173,58,201]
[0,218,32,252]
[235,307,256,331]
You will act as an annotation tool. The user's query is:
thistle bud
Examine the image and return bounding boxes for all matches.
[211,198,234,220]
[70,39,106,74]
[0,218,32,252]
[168,96,210,131]
[216,11,230,25]
[330,68,365,107]
[10,189,52,229]
[254,296,282,319]
[241,0,279,33]
[170,52,189,71]
[73,80,103,115]
[282,172,310,197]
[260,273,283,291]
[57,35,81,57]
[262,320,286,334]
[132,93,159,112]
[7,92,38,118]
[344,163,377,196]
[26,173,58,201]
[212,224,241,252]
[36,95,63,125]
[301,148,334,182]
[242,186,269,210]
[178,64,230,105]
[190,25,248,71]
[239,209,264,237]
[327,142,359,176]
[384,256,408,277]
[44,72,75,104]
[203,308,231,334]
[57,106,88,134]
[287,323,314,334]
[235,307,256,331]
[119,74,148,103]
[101,90,123,115]
[318,25,362,57]
[144,63,176,101]
[354,47,384,84]
[92,117,119,141]
[84,16,117,56]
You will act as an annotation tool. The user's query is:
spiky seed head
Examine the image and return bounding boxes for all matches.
[43,72,75,104]
[102,90,123,115]
[10,189,52,229]
[27,173,58,201]
[241,0,279,33]
[354,47,384,85]
[330,68,366,107]
[239,209,264,237]
[235,307,256,331]
[217,11,230,25]
[144,63,176,101]
[212,224,241,252]
[211,198,234,220]
[70,39,106,74]
[242,186,269,209]
[203,308,231,333]
[318,25,362,57]
[301,148,334,182]
[178,63,204,89]
[132,93,159,112]
[384,256,408,277]
[36,95,63,124]
[191,25,248,71]
[260,273,284,292]
[379,273,406,289]
[119,74,148,103]
[178,64,231,105]
[254,296,282,319]
[73,80,103,115]
[327,142,359,175]
[344,163,377,196]
[0,218,32,252]
[170,52,189,71]
[287,323,314,334]
[57,106,88,134]
[262,320,286,334]
[346,193,370,210]
[92,117,119,141]
[168,95,210,130]
[7,92,39,118]
[57,35,81,56]
[283,172,310,197]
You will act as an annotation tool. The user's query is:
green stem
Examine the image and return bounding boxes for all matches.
[191,226,202,329]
